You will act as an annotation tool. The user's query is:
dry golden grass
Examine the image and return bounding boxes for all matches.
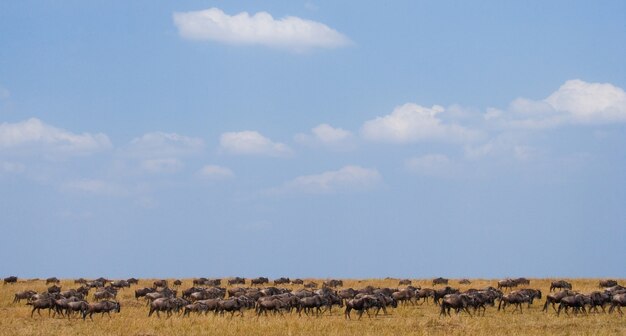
[1,278,625,335]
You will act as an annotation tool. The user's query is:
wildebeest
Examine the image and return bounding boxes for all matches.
[74,278,87,284]
[135,287,156,300]
[542,290,574,312]
[28,297,56,317]
[47,285,62,293]
[608,293,626,315]
[291,279,304,285]
[323,279,343,288]
[497,278,519,291]
[3,276,18,284]
[434,287,459,305]
[459,279,471,285]
[587,291,611,313]
[217,298,245,317]
[440,293,473,316]
[273,277,290,285]
[46,277,60,284]
[94,288,117,301]
[432,277,449,286]
[153,279,168,288]
[257,297,288,317]
[498,292,529,313]
[304,281,318,289]
[83,300,120,320]
[250,277,269,286]
[65,300,89,319]
[228,277,245,285]
[13,290,36,303]
[398,279,412,286]
[173,279,182,287]
[599,279,618,288]
[127,278,139,285]
[557,294,587,316]
[415,288,436,304]
[148,298,176,318]
[111,280,130,289]
[550,280,572,292]
[344,297,375,319]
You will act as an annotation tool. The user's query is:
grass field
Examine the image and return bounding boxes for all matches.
[1,278,624,335]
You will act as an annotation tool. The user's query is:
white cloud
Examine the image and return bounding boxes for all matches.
[275,165,381,194]
[125,132,204,158]
[219,131,292,157]
[197,164,234,180]
[545,79,626,123]
[173,7,351,51]
[140,158,183,174]
[489,80,626,129]
[0,118,111,155]
[62,178,125,196]
[361,103,481,143]
[406,154,452,176]
[295,123,355,150]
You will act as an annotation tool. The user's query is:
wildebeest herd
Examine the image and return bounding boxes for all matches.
[4,275,626,320]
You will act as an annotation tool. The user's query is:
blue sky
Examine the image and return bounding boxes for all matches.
[1,1,625,279]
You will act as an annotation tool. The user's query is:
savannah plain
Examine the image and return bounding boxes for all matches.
[1,278,624,336]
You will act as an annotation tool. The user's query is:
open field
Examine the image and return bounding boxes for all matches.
[1,278,625,336]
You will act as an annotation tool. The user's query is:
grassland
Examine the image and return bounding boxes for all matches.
[0,278,624,336]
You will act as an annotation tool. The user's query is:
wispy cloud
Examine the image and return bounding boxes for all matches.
[219,131,292,157]
[295,123,355,150]
[361,103,482,144]
[0,118,111,156]
[272,165,381,194]
[197,164,234,180]
[125,132,204,158]
[173,7,351,51]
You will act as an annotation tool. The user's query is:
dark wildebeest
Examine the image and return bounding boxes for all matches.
[497,279,519,291]
[432,277,449,286]
[344,297,375,319]
[542,290,574,312]
[74,278,87,284]
[608,293,626,315]
[440,294,473,317]
[515,288,542,307]
[83,301,121,320]
[599,280,618,288]
[587,291,611,313]
[111,280,130,289]
[273,277,290,285]
[557,294,587,316]
[459,279,471,285]
[498,292,529,313]
[135,287,156,300]
[228,277,245,285]
[550,280,572,292]
[297,296,324,316]
[304,282,318,289]
[14,290,36,303]
[127,278,139,285]
[434,287,459,305]
[182,302,209,317]
[292,279,304,285]
[28,297,56,317]
[4,276,18,285]
[516,278,530,286]
[257,297,287,317]
[392,288,415,306]
[173,279,182,287]
[148,298,176,318]
[66,300,89,319]
[94,289,117,301]
[205,279,221,286]
[48,285,62,293]
[153,280,168,288]
[46,277,60,284]
[323,279,343,288]
[251,277,269,286]
[218,298,245,317]
[398,279,412,286]
[415,288,436,304]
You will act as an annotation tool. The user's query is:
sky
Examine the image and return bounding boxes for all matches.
[1,1,625,280]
